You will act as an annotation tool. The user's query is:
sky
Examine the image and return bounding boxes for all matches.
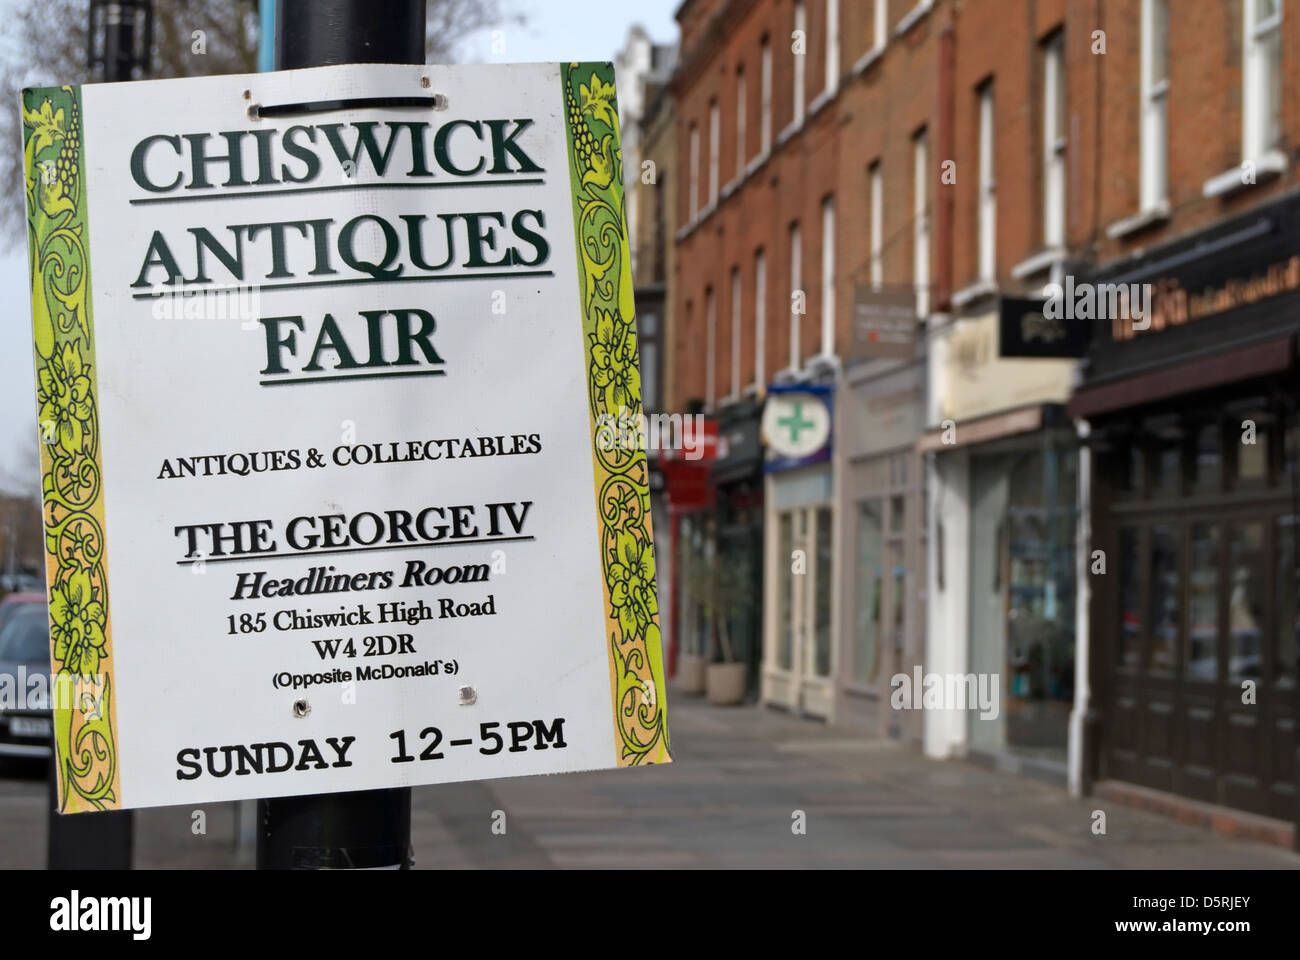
[0,0,681,493]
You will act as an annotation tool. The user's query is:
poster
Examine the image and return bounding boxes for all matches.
[21,62,670,813]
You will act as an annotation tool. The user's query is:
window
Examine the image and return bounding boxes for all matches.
[760,38,773,152]
[754,249,767,389]
[730,266,741,399]
[1149,524,1179,673]
[1140,0,1168,209]
[735,68,747,177]
[874,0,888,51]
[1244,0,1283,160]
[913,129,930,317]
[825,0,840,95]
[855,500,884,684]
[1186,523,1219,680]
[1275,515,1299,685]
[869,161,883,289]
[820,195,836,356]
[977,82,996,283]
[688,123,700,218]
[1042,32,1067,248]
[793,1,806,126]
[705,286,716,407]
[789,222,802,369]
[1228,523,1266,681]
[1117,527,1141,667]
[708,99,720,204]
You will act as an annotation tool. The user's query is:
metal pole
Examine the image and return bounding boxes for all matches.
[257,0,423,869]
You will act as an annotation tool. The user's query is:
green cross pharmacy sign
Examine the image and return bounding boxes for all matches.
[762,388,832,468]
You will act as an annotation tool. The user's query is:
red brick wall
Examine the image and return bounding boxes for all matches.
[668,0,1300,411]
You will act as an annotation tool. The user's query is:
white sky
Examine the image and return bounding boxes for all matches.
[0,0,680,492]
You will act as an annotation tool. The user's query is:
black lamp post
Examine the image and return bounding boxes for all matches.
[88,0,154,82]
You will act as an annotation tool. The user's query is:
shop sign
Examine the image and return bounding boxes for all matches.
[762,386,833,472]
[850,285,916,361]
[998,295,1090,358]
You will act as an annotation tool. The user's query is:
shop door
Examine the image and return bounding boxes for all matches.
[768,505,834,716]
[1106,508,1294,818]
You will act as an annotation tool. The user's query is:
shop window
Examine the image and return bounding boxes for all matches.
[1228,522,1266,681]
[1286,410,1300,488]
[1193,420,1223,494]
[1152,427,1184,497]
[1185,523,1219,680]
[1117,527,1142,667]
[814,507,834,677]
[1237,419,1269,483]
[1226,399,1272,487]
[678,515,714,659]
[889,494,905,534]
[1274,516,1298,686]
[777,513,794,670]
[854,500,883,684]
[1148,524,1180,673]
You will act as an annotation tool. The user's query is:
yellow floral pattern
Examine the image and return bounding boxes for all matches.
[563,63,671,765]
[23,84,120,812]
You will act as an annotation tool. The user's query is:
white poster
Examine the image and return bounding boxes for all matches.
[22,62,670,812]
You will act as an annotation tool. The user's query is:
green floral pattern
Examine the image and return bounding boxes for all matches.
[563,63,670,765]
[23,85,119,812]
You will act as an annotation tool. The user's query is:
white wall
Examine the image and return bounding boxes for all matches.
[924,448,972,759]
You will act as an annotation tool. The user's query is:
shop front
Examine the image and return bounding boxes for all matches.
[835,359,926,740]
[1069,192,1300,824]
[761,384,836,718]
[707,400,765,703]
[921,308,1079,777]
[663,416,717,693]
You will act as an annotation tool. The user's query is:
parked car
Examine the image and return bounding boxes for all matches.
[0,596,53,769]
[0,592,44,636]
[0,573,44,595]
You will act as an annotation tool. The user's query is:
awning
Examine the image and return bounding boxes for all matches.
[1067,334,1294,419]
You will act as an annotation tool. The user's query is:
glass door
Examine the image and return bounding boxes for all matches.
[768,504,833,715]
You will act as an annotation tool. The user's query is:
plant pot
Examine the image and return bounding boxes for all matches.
[706,662,748,705]
[676,654,706,695]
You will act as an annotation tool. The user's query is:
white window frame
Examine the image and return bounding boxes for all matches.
[869,161,883,289]
[1140,0,1168,210]
[688,123,700,218]
[760,39,773,152]
[708,99,720,205]
[705,287,716,408]
[793,1,807,126]
[730,266,742,400]
[789,222,802,370]
[913,130,930,318]
[1244,0,1283,161]
[825,0,840,96]
[1042,33,1066,249]
[820,195,836,357]
[977,83,996,283]
[874,0,888,51]
[754,249,767,390]
[736,69,748,178]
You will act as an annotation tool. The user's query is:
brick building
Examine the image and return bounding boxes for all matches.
[666,0,1300,838]
[1067,0,1300,831]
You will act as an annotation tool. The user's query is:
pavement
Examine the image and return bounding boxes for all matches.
[3,694,1298,869]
